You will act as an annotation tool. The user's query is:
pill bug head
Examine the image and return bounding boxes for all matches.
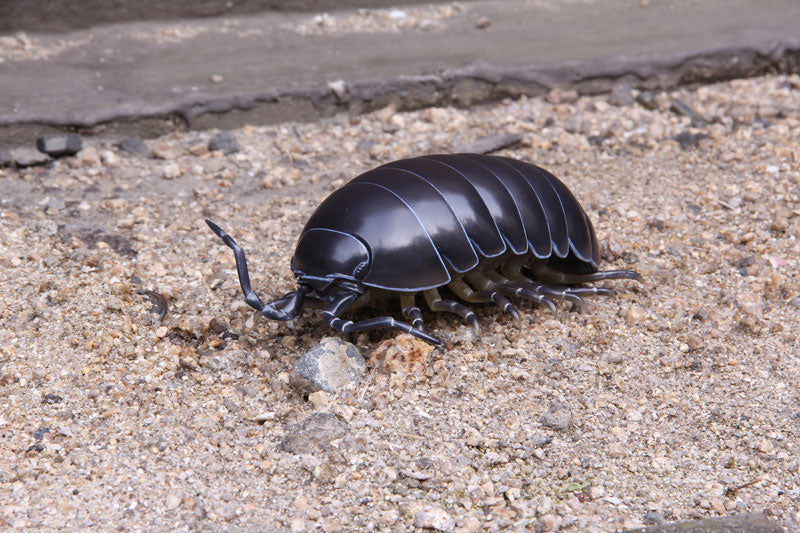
[291,228,371,294]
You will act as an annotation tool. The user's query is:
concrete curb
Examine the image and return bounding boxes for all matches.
[2,0,799,149]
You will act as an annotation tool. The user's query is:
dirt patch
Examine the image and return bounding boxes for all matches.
[0,75,798,531]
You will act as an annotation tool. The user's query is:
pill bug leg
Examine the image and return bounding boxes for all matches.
[502,262,623,310]
[423,288,481,335]
[322,292,441,346]
[400,293,426,331]
[530,264,643,285]
[447,280,521,329]
[467,272,557,315]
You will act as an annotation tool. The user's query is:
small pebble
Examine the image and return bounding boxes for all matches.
[10,147,50,167]
[608,82,635,106]
[636,90,658,109]
[77,146,100,165]
[474,17,491,29]
[670,99,706,124]
[602,351,624,364]
[588,486,605,500]
[541,403,573,431]
[208,131,240,154]
[328,79,347,100]
[369,334,433,378]
[755,437,774,454]
[42,393,63,404]
[163,163,181,179]
[100,149,119,166]
[457,516,481,533]
[279,412,348,454]
[309,390,331,409]
[673,130,709,150]
[165,492,182,510]
[457,132,522,154]
[252,412,276,423]
[546,88,579,104]
[36,133,82,157]
[643,510,665,524]
[118,137,150,156]
[413,507,455,532]
[626,304,646,325]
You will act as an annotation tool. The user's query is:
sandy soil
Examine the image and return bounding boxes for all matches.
[1,75,799,531]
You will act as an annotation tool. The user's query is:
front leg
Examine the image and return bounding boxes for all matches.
[322,292,441,346]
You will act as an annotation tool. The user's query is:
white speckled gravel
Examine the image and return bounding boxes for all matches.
[1,74,799,531]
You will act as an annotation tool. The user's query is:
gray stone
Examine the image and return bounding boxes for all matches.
[624,512,783,533]
[541,402,573,431]
[36,133,82,157]
[609,82,635,106]
[118,137,150,156]
[530,435,553,447]
[643,510,666,525]
[11,147,50,167]
[458,133,522,154]
[290,337,365,395]
[279,412,348,454]
[673,131,709,150]
[0,151,12,167]
[208,131,240,155]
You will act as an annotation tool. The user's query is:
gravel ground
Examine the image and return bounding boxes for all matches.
[1,75,799,531]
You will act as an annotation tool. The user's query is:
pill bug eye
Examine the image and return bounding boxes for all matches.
[352,261,369,280]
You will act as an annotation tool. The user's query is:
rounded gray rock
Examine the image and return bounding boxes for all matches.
[11,147,51,167]
[36,133,83,157]
[609,82,635,106]
[208,131,240,155]
[118,137,150,156]
[290,337,365,395]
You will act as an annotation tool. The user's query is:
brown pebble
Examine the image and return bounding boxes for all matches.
[626,304,646,325]
[369,334,434,376]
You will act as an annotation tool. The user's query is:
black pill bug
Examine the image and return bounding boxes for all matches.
[207,153,641,346]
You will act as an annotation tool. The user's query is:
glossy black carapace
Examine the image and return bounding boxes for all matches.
[207,154,641,345]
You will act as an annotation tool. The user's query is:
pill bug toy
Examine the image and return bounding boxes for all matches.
[207,153,641,345]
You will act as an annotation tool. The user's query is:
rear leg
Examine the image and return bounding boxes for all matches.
[501,260,616,309]
[466,272,557,315]
[529,263,643,285]
[423,288,481,335]
[448,280,521,328]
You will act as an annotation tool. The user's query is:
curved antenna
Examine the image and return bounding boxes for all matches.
[206,219,307,321]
